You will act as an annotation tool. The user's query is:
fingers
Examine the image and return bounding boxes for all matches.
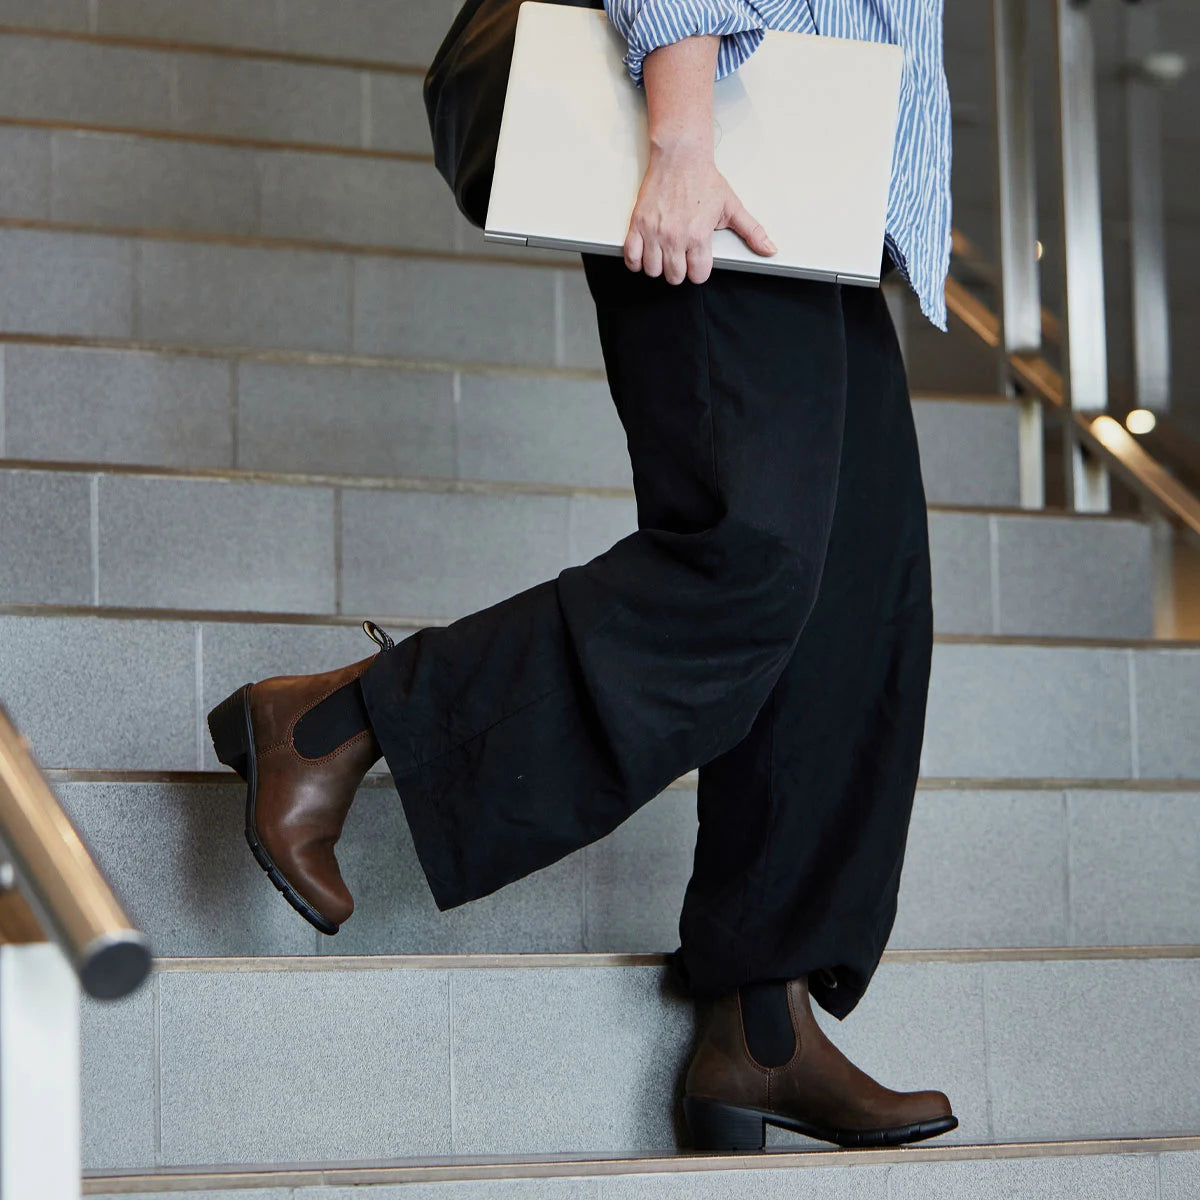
[643,240,666,281]
[685,245,714,285]
[623,228,643,273]
[662,242,686,285]
[625,224,713,286]
[723,195,778,257]
[625,205,769,286]
[624,227,666,280]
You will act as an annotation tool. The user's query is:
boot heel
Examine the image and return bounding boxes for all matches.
[207,685,252,779]
[684,1095,766,1152]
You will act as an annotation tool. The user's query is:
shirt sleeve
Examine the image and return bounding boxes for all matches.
[603,0,768,89]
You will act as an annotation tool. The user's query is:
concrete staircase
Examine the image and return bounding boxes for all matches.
[0,3,1196,1196]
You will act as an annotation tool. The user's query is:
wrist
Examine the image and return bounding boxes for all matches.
[648,128,714,161]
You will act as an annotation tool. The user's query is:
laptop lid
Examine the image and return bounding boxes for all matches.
[485,2,903,285]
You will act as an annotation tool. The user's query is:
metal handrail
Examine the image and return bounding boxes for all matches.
[0,705,151,999]
[942,267,1200,546]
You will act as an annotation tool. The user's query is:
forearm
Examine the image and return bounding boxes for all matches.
[642,34,719,157]
[603,0,766,90]
[613,14,776,281]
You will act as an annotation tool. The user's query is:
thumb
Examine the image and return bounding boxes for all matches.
[721,191,777,256]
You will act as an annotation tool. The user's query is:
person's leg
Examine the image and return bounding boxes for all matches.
[358,252,850,912]
[678,273,953,1151]
[676,271,933,1021]
[207,252,956,1149]
[211,250,851,931]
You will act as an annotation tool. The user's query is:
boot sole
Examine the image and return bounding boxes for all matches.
[207,685,340,937]
[683,1094,959,1152]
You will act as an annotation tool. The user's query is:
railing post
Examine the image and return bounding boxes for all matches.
[992,0,1044,508]
[1123,1,1172,416]
[1052,0,1111,512]
[0,932,80,1200]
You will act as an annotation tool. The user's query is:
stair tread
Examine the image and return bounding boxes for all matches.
[149,947,1200,969]
[80,1132,1200,1189]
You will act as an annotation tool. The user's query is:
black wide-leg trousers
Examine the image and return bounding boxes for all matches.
[360,250,933,1020]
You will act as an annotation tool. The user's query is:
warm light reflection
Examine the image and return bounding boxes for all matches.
[1091,415,1128,452]
[1126,409,1158,435]
[1035,240,1044,261]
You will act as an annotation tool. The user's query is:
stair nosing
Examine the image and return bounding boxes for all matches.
[0,214,571,270]
[0,455,1139,522]
[2,603,1189,651]
[0,456,636,499]
[146,945,1200,973]
[0,329,612,380]
[0,112,431,163]
[0,601,444,629]
[80,1133,1200,1192]
[45,768,1200,792]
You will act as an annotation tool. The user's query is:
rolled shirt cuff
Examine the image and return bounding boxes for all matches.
[610,0,767,88]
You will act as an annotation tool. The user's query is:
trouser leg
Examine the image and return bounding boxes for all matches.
[359,252,849,912]
[677,278,934,1020]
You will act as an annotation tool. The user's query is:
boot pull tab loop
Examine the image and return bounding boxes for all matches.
[362,620,395,652]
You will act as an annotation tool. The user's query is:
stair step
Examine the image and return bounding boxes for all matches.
[3,611,1193,775]
[1,0,456,69]
[79,952,1200,1170]
[0,30,429,153]
[0,225,597,368]
[0,124,548,263]
[56,772,1200,959]
[0,462,1153,633]
[0,222,1030,442]
[79,1137,1200,1198]
[0,338,1024,505]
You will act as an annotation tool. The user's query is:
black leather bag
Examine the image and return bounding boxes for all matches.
[423,0,606,229]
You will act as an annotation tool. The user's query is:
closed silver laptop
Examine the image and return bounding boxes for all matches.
[485,2,903,285]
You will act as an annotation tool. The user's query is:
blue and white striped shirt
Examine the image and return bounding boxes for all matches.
[603,0,952,330]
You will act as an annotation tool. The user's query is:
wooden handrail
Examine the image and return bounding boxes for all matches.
[944,245,1200,543]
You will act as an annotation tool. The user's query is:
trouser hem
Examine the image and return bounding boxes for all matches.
[381,756,470,911]
[359,650,466,910]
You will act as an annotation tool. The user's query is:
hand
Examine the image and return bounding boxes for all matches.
[623,140,778,286]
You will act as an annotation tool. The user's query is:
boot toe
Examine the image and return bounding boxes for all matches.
[260,837,355,929]
[287,846,355,927]
[301,885,354,929]
[910,1088,954,1121]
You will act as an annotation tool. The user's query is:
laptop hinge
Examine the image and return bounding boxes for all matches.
[836,271,882,287]
[484,231,529,246]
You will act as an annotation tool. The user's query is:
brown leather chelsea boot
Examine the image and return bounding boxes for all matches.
[683,974,957,1150]
[206,620,395,935]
